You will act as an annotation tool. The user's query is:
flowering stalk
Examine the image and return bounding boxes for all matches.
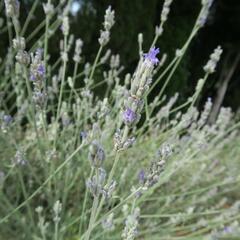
[8,3,44,144]
[151,0,173,48]
[30,49,48,137]
[53,200,62,240]
[23,66,41,140]
[42,0,54,98]
[4,0,20,38]
[56,15,69,132]
[88,6,115,88]
[1,1,240,239]
[84,168,101,240]
[80,187,143,239]
[191,46,223,107]
[78,168,94,235]
[83,47,160,240]
[21,0,40,36]
[148,0,214,99]
[68,38,83,104]
[136,24,201,137]
[43,0,54,65]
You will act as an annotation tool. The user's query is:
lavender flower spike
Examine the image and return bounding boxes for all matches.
[143,47,160,66]
[138,170,145,184]
[3,115,13,124]
[123,108,137,125]
[37,64,45,76]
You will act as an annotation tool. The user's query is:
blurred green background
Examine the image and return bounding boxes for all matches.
[1,0,240,113]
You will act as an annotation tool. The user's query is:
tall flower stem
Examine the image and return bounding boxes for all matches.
[56,34,68,134]
[88,46,103,86]
[150,22,164,48]
[80,187,142,239]
[78,168,94,235]
[157,28,199,102]
[190,73,209,108]
[83,126,129,240]
[54,219,60,240]
[148,3,208,98]
[68,61,79,105]
[6,17,13,48]
[23,67,41,146]
[84,168,100,240]
[43,0,51,93]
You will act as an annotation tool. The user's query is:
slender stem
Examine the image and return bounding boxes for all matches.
[54,220,60,240]
[6,17,13,48]
[23,67,41,144]
[157,28,199,102]
[150,22,164,49]
[107,126,129,188]
[84,168,100,240]
[44,2,50,66]
[190,73,209,108]
[21,0,39,36]
[148,57,177,96]
[88,46,103,86]
[17,168,35,228]
[78,168,94,235]
[43,1,51,95]
[80,187,142,239]
[12,17,20,39]
[85,126,129,238]
[169,97,193,115]
[0,143,84,224]
[56,35,68,128]
[68,61,79,105]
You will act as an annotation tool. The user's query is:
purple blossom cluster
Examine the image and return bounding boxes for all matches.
[123,108,137,125]
[143,47,160,66]
[30,49,47,108]
[122,47,159,127]
[30,49,45,82]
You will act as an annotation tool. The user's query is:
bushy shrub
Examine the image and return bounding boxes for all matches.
[0,0,239,239]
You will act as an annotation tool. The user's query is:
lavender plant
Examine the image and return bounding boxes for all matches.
[0,0,240,239]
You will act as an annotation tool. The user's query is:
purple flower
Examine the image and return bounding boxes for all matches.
[3,115,12,124]
[37,64,45,76]
[138,170,145,184]
[224,227,232,234]
[123,108,137,124]
[33,91,46,106]
[36,48,43,57]
[143,47,160,66]
[88,140,105,167]
[30,74,36,81]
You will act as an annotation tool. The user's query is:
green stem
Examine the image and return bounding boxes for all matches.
[0,143,84,224]
[23,67,41,145]
[88,46,103,85]
[17,168,35,229]
[84,168,100,240]
[80,187,142,239]
[56,35,68,133]
[86,126,129,236]
[78,168,94,235]
[150,22,164,49]
[68,61,79,105]
[21,0,39,36]
[54,220,59,240]
[190,73,209,108]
